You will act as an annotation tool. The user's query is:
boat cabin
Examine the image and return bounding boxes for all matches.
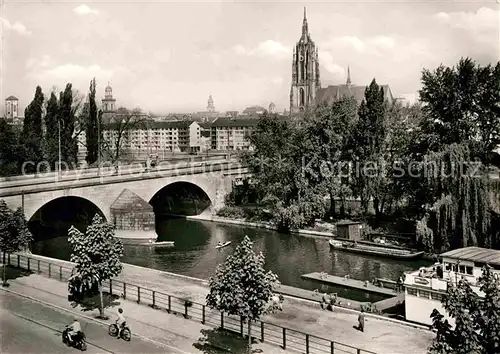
[336,220,362,241]
[404,247,500,326]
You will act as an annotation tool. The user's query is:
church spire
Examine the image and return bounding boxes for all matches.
[302,6,308,38]
[346,65,352,87]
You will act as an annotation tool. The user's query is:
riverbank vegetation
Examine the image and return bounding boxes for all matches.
[230,58,500,254]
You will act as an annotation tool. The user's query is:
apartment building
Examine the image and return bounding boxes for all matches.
[103,120,204,155]
[209,117,258,151]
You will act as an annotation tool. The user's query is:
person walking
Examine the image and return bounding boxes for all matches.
[358,309,365,332]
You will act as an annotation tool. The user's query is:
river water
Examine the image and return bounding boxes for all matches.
[31,216,430,302]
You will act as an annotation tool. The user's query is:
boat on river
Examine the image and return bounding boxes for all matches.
[216,241,231,249]
[137,240,175,248]
[329,239,424,260]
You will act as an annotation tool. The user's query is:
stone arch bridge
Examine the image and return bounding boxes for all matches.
[1,165,248,227]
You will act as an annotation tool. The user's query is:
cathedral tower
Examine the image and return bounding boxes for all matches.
[290,7,321,114]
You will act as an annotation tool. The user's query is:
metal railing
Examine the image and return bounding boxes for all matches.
[4,253,377,354]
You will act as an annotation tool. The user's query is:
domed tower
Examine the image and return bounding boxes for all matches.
[269,102,276,114]
[102,83,117,113]
[207,94,215,112]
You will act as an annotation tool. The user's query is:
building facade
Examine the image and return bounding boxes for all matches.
[210,117,258,151]
[290,8,321,113]
[103,120,204,156]
[404,247,500,326]
[5,96,19,119]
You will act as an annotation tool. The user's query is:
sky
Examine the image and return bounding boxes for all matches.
[1,0,499,115]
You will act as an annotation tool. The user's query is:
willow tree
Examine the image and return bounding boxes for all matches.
[416,144,500,251]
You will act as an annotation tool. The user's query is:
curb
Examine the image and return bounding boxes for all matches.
[0,287,191,354]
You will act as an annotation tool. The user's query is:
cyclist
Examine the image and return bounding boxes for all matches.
[115,308,126,338]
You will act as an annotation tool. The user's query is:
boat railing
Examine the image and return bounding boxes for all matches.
[4,252,378,354]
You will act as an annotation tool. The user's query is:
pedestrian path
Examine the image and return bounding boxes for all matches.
[4,272,287,354]
[10,253,434,353]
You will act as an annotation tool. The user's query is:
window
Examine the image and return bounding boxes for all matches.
[419,290,430,299]
[466,266,473,275]
[431,292,442,301]
[407,288,417,296]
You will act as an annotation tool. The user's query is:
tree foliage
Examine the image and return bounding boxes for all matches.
[44,92,60,169]
[419,58,500,160]
[350,79,388,217]
[68,214,123,318]
[85,78,100,165]
[58,84,80,166]
[21,86,44,173]
[0,200,33,286]
[206,236,280,352]
[243,113,324,231]
[429,265,500,354]
[0,120,23,176]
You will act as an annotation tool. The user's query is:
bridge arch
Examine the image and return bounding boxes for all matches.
[28,196,107,241]
[149,181,213,216]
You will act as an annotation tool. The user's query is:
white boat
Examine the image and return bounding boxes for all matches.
[137,240,175,247]
[215,241,232,249]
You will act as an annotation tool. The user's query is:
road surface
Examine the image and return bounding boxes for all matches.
[0,289,175,354]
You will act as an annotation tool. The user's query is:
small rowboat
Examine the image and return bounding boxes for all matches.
[216,241,232,249]
[329,239,424,260]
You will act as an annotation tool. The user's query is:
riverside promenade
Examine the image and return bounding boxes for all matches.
[7,253,434,353]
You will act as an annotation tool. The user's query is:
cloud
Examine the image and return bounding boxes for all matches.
[434,7,498,33]
[318,51,345,79]
[73,4,99,16]
[25,56,129,94]
[233,40,290,59]
[326,35,398,55]
[1,18,32,36]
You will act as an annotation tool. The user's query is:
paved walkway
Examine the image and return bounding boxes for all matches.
[12,254,435,353]
[3,271,287,354]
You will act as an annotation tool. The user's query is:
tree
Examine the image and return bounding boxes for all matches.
[85,78,99,165]
[419,58,500,160]
[0,120,22,176]
[429,265,500,354]
[58,84,80,166]
[44,92,60,169]
[301,98,357,218]
[350,79,388,218]
[0,201,33,286]
[243,113,322,231]
[102,108,148,163]
[414,144,499,251]
[21,86,44,173]
[206,236,280,353]
[68,214,123,319]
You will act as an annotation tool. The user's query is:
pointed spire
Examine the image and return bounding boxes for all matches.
[346,66,352,87]
[302,7,309,38]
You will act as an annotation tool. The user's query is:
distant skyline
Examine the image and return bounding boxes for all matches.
[1,1,498,115]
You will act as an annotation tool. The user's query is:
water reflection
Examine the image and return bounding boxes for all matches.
[32,217,430,302]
